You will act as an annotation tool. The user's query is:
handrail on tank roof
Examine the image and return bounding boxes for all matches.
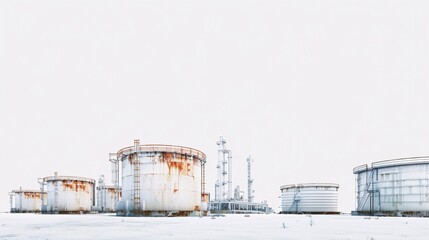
[280,183,339,190]
[43,175,96,183]
[116,143,207,162]
[11,189,42,193]
[352,164,369,174]
[353,156,429,174]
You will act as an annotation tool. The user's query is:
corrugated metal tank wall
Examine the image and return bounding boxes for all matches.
[96,186,120,212]
[43,176,95,213]
[10,190,44,213]
[116,144,206,216]
[354,157,429,214]
[281,184,339,214]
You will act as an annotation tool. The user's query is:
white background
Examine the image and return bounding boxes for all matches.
[1,0,428,213]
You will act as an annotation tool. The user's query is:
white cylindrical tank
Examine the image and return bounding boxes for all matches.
[354,156,429,216]
[280,183,339,214]
[115,141,207,216]
[97,185,121,212]
[9,189,45,213]
[42,174,95,214]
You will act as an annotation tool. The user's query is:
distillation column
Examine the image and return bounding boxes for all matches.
[247,156,254,203]
[215,137,232,201]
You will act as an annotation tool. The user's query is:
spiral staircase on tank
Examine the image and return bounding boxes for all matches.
[288,189,301,213]
[357,169,375,212]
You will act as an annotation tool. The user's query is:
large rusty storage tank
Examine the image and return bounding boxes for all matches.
[42,173,95,214]
[114,140,208,216]
[9,188,45,213]
[354,156,429,217]
[280,183,339,214]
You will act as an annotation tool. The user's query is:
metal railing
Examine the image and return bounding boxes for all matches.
[354,156,429,174]
[117,144,206,162]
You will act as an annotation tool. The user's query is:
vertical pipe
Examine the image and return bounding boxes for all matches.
[354,173,357,211]
[92,183,96,208]
[9,192,13,212]
[19,187,22,212]
[109,153,119,210]
[38,178,44,213]
[227,150,232,201]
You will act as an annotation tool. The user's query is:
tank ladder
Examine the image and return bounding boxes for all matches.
[201,161,206,195]
[289,188,300,213]
[54,172,59,213]
[357,169,375,211]
[133,140,141,212]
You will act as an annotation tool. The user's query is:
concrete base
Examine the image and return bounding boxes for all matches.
[280,211,340,215]
[116,210,209,217]
[352,210,429,217]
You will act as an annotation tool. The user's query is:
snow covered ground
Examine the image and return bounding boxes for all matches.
[0,213,428,240]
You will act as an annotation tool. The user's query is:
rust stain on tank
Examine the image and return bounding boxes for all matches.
[23,192,41,199]
[128,153,137,164]
[160,152,189,175]
[62,180,90,192]
[194,205,201,211]
[167,161,185,174]
[161,152,174,162]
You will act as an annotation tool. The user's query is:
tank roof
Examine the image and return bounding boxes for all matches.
[11,189,42,193]
[116,143,206,162]
[353,156,429,174]
[43,175,96,183]
[280,183,339,190]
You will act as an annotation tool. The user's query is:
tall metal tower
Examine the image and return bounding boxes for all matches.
[215,136,233,201]
[247,155,254,203]
[109,153,120,209]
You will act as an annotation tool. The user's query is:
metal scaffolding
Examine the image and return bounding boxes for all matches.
[215,137,233,201]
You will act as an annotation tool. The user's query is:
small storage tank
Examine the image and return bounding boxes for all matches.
[9,188,45,213]
[96,175,121,212]
[354,156,429,217]
[42,173,95,214]
[280,183,339,214]
[96,185,120,212]
[114,140,207,216]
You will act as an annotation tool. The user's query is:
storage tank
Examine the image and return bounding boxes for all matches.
[9,188,45,213]
[114,140,207,216]
[354,156,429,217]
[96,175,121,212]
[42,173,95,214]
[96,185,120,212]
[280,183,339,214]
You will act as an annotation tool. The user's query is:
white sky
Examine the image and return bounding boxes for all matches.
[1,0,428,213]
